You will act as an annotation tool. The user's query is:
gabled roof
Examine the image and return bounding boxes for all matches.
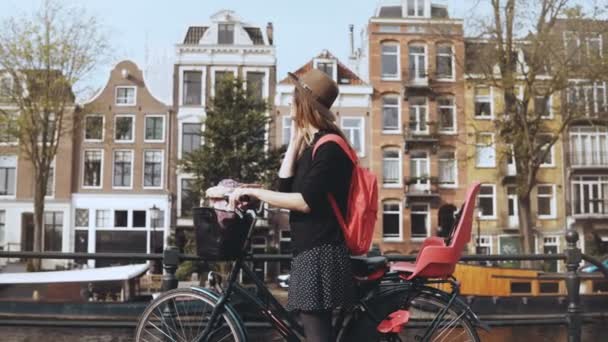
[279,50,367,86]
[183,26,208,44]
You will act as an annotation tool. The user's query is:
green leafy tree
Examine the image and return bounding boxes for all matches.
[181,75,284,203]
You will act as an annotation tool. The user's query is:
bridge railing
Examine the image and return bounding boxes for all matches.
[1,229,607,342]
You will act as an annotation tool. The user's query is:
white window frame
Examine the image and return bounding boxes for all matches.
[74,208,89,228]
[438,96,456,134]
[341,116,365,157]
[408,97,428,134]
[404,0,429,17]
[115,86,136,106]
[179,121,203,159]
[95,209,111,228]
[84,114,104,142]
[178,176,196,218]
[382,148,402,188]
[477,235,493,254]
[535,94,554,119]
[537,184,557,220]
[409,150,430,191]
[142,150,164,190]
[478,184,497,220]
[113,209,129,228]
[381,43,401,81]
[539,133,555,168]
[210,66,238,98]
[436,44,455,81]
[82,149,103,189]
[313,58,338,82]
[243,67,270,99]
[507,185,519,229]
[281,116,292,146]
[112,149,134,190]
[382,95,401,134]
[569,126,608,167]
[410,202,430,241]
[476,133,496,168]
[408,44,428,83]
[144,115,166,143]
[586,32,603,58]
[474,85,494,119]
[571,175,608,216]
[179,66,206,107]
[382,200,403,242]
[0,155,17,198]
[438,150,458,188]
[114,115,135,143]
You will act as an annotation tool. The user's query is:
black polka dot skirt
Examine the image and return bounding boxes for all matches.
[286,243,355,312]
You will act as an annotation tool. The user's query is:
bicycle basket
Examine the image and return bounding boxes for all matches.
[193,207,252,260]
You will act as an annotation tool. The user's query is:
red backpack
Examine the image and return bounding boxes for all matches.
[313,134,378,255]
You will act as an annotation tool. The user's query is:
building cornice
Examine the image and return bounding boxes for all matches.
[176,44,275,55]
[370,17,463,25]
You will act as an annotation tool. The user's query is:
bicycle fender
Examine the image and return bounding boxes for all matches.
[189,286,249,339]
[416,286,491,332]
[377,309,410,333]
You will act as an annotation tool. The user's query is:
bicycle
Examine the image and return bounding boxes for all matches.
[135,183,487,341]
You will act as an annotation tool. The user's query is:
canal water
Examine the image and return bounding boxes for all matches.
[0,324,607,342]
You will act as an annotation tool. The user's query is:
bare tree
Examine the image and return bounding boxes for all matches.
[470,0,608,255]
[0,0,109,270]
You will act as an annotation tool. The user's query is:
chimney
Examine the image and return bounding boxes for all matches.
[266,22,274,45]
[349,24,355,57]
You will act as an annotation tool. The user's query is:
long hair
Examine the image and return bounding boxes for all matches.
[293,86,351,155]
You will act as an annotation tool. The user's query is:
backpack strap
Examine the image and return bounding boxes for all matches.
[311,133,354,233]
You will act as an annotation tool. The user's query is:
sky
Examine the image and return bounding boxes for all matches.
[0,0,493,103]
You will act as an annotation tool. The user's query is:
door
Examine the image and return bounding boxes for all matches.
[410,151,429,192]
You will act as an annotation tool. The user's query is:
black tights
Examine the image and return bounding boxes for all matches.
[300,310,333,342]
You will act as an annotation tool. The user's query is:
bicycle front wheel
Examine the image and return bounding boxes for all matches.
[398,292,480,342]
[135,288,247,342]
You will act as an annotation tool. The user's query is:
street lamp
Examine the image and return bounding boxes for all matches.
[150,205,161,274]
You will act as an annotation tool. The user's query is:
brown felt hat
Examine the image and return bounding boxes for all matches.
[288,68,339,121]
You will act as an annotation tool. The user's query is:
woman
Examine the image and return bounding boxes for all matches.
[229,69,355,341]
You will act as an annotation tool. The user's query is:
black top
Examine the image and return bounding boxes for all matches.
[278,130,354,255]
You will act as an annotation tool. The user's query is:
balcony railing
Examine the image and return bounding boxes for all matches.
[404,122,439,152]
[569,152,608,168]
[572,198,608,217]
[404,176,440,194]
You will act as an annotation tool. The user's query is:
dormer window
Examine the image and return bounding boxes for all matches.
[218,24,234,44]
[115,86,136,106]
[313,59,337,81]
[406,0,428,17]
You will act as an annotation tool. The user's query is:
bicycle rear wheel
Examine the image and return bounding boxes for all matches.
[398,292,480,342]
[135,288,246,342]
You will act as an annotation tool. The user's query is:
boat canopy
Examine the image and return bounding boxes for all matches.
[0,264,149,284]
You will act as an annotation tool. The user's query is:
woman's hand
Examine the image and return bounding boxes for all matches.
[228,188,259,210]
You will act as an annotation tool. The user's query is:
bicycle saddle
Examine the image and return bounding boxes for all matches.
[350,256,388,280]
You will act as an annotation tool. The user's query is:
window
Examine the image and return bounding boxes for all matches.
[478,185,496,219]
[0,210,5,247]
[381,44,399,80]
[408,45,427,81]
[438,151,456,186]
[438,97,456,133]
[569,126,608,167]
[113,150,133,188]
[564,31,581,63]
[85,115,103,141]
[535,95,552,118]
[436,44,454,79]
[409,151,430,191]
[474,85,493,118]
[568,82,607,115]
[476,133,495,167]
[341,117,364,155]
[115,86,136,106]
[411,204,429,239]
[43,212,62,251]
[180,179,198,217]
[114,116,134,142]
[46,163,54,197]
[183,71,202,106]
[83,150,102,188]
[214,71,233,96]
[218,23,234,44]
[382,96,400,132]
[543,236,560,272]
[133,210,146,228]
[572,176,608,215]
[114,210,128,228]
[144,150,163,188]
[0,156,16,196]
[282,116,292,146]
[477,236,492,255]
[145,116,165,142]
[383,149,401,186]
[406,0,426,17]
[408,97,427,133]
[383,201,401,240]
[182,123,202,155]
[246,72,265,100]
[75,209,89,227]
[538,134,554,167]
[587,33,602,60]
[96,209,111,228]
[315,61,334,79]
[537,185,556,218]
[151,210,164,228]
[507,186,519,228]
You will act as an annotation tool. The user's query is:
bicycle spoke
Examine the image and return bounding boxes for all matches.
[172,297,188,341]
[434,310,467,341]
[151,307,185,341]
